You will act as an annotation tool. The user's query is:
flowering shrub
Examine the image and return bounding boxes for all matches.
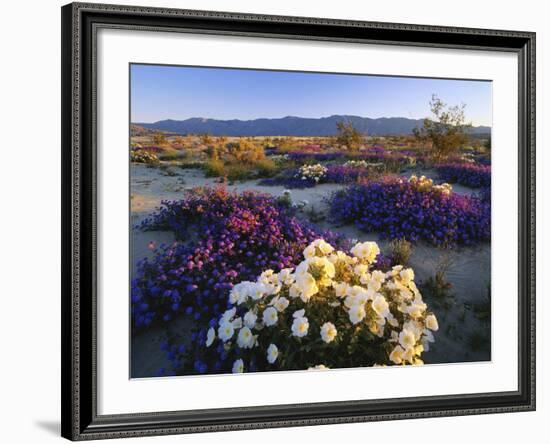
[297,164,327,183]
[174,240,438,374]
[131,149,160,164]
[132,187,347,329]
[436,163,491,188]
[329,177,490,246]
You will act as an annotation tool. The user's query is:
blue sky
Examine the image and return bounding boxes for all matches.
[131,64,492,127]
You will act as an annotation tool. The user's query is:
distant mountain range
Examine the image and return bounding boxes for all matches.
[133,115,491,137]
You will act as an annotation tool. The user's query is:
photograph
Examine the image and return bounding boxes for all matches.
[129,64,492,378]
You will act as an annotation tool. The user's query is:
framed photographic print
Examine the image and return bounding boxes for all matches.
[61,2,536,440]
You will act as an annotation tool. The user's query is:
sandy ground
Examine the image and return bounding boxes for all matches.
[130,163,491,377]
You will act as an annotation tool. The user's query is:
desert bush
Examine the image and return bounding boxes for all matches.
[413,94,472,161]
[153,132,168,146]
[157,150,186,162]
[205,158,225,177]
[170,239,438,374]
[390,238,412,266]
[336,120,365,150]
[225,163,254,181]
[130,149,159,164]
[422,254,454,299]
[255,158,277,178]
[297,164,328,183]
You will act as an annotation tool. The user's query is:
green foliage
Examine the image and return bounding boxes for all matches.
[335,120,364,151]
[205,158,225,177]
[413,94,472,161]
[255,158,277,178]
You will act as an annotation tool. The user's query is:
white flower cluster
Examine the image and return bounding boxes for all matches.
[297,164,328,183]
[408,174,452,196]
[270,154,290,164]
[343,160,380,169]
[205,239,438,373]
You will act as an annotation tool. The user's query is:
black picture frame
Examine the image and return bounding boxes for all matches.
[61,2,536,440]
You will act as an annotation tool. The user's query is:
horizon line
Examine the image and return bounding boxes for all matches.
[131,114,492,127]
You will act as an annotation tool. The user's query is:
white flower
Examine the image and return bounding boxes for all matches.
[243,310,257,329]
[349,304,366,324]
[350,241,380,263]
[320,322,337,343]
[262,306,278,327]
[293,309,305,318]
[400,268,415,284]
[218,321,235,342]
[398,328,417,350]
[237,326,255,349]
[371,270,386,283]
[205,327,215,347]
[278,268,295,285]
[267,343,278,364]
[296,273,319,301]
[405,299,427,319]
[308,364,328,370]
[250,282,268,300]
[333,282,349,298]
[425,314,439,331]
[291,316,309,337]
[288,283,301,299]
[304,239,334,257]
[317,240,335,255]
[309,256,336,280]
[220,307,236,325]
[372,294,390,318]
[354,264,370,277]
[272,296,290,312]
[214,240,437,371]
[229,282,255,305]
[232,359,244,373]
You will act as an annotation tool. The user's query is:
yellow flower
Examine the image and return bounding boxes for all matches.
[389,345,405,364]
